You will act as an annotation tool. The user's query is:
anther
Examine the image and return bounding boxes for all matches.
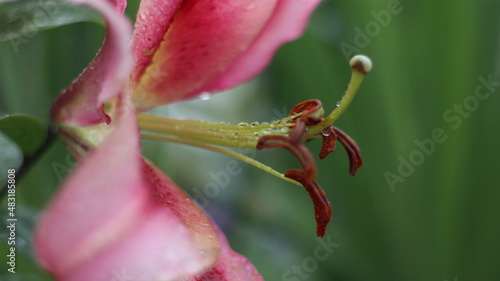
[256,135,316,182]
[284,169,331,237]
[333,127,362,176]
[319,126,337,159]
[289,99,324,125]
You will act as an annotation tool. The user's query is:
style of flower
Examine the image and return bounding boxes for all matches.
[34,0,371,280]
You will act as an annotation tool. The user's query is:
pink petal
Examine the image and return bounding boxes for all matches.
[36,99,220,280]
[51,0,133,126]
[130,0,321,110]
[130,0,280,110]
[197,0,322,97]
[129,0,183,85]
[107,0,127,14]
[180,226,265,281]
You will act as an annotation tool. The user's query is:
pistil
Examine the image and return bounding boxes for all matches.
[305,55,372,138]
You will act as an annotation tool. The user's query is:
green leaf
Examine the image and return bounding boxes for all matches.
[0,131,23,184]
[0,0,102,43]
[0,114,47,157]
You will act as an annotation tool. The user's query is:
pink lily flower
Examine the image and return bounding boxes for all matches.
[35,0,332,280]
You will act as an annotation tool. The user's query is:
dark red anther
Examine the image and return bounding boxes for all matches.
[288,119,307,144]
[289,99,324,125]
[319,126,337,159]
[333,127,363,176]
[285,169,332,237]
[256,99,363,237]
[257,134,316,182]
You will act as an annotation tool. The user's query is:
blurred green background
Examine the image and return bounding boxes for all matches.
[1,0,500,280]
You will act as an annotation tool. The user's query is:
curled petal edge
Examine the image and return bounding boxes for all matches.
[51,0,133,127]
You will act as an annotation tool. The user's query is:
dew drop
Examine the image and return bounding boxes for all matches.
[336,101,341,107]
[321,130,331,137]
[238,122,249,126]
[199,92,212,101]
[250,121,259,126]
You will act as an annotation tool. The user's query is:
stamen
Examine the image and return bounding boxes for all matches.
[141,133,302,188]
[257,134,316,182]
[289,99,324,125]
[285,169,331,238]
[137,55,372,238]
[333,127,363,176]
[138,113,302,149]
[288,119,307,144]
[319,126,337,159]
[256,102,334,236]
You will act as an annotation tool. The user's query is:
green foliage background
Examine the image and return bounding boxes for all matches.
[1,0,499,280]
